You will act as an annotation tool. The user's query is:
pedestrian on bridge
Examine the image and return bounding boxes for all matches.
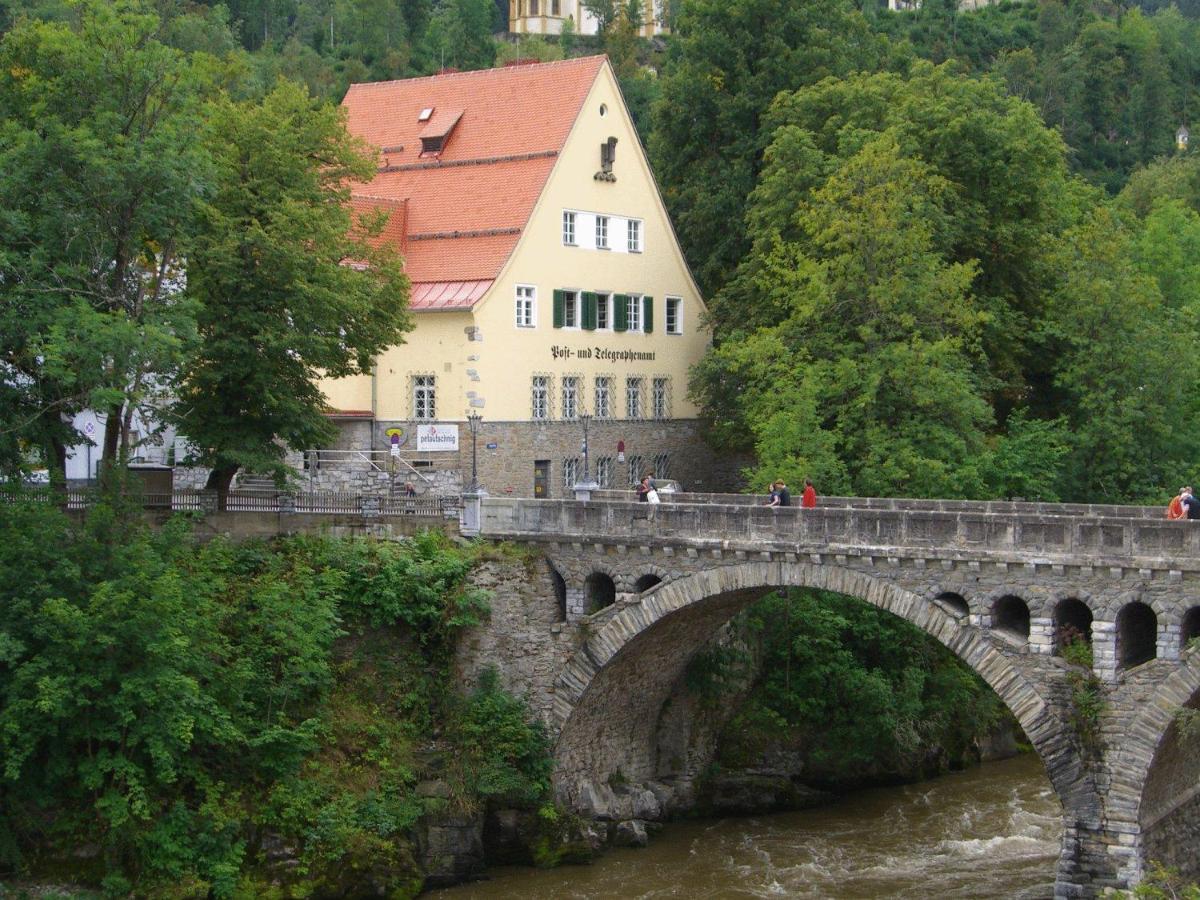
[1183,487,1200,520]
[766,480,791,507]
[801,478,817,508]
[1167,487,1187,520]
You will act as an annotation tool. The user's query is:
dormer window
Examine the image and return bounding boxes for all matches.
[418,108,463,157]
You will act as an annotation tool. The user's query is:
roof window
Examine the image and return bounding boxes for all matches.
[418,108,464,157]
[418,107,434,122]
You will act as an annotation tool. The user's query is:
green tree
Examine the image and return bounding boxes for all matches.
[0,0,210,479]
[177,80,411,501]
[692,63,1080,495]
[424,0,496,71]
[694,131,994,498]
[648,0,891,299]
[1042,206,1196,501]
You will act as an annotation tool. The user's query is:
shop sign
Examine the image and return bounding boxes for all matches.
[416,423,459,451]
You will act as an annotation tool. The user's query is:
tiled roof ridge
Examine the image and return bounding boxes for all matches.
[408,226,522,241]
[346,54,606,92]
[351,192,405,202]
[378,149,558,173]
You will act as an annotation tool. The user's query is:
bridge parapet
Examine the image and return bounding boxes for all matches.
[480,498,1200,573]
[590,490,1162,520]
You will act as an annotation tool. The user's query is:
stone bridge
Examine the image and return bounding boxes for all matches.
[474,494,1200,898]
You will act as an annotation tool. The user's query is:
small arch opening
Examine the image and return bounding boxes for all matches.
[992,595,1030,640]
[548,562,567,622]
[585,571,616,613]
[934,591,969,618]
[1054,598,1094,655]
[1117,602,1158,669]
[1182,607,1200,651]
[635,574,663,593]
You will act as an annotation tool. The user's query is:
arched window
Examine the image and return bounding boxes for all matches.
[585,571,616,613]
[1054,598,1094,654]
[935,591,969,618]
[992,595,1030,640]
[635,574,662,593]
[1116,602,1158,669]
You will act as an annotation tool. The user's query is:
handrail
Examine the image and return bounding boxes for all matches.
[302,449,438,485]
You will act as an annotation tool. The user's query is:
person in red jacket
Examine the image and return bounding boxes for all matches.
[1167,487,1187,520]
[801,478,817,509]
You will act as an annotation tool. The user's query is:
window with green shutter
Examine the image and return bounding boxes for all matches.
[553,289,564,328]
[643,296,653,334]
[613,293,629,332]
[582,292,597,330]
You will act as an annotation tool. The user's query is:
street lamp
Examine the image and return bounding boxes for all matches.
[572,410,599,500]
[465,411,482,494]
[580,412,592,483]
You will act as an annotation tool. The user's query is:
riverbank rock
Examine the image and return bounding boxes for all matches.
[611,820,649,848]
[701,773,832,816]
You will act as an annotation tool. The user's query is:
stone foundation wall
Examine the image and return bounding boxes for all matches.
[1142,790,1200,883]
[333,418,748,499]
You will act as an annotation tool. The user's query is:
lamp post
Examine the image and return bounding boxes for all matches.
[465,411,482,494]
[573,410,599,501]
[580,412,592,483]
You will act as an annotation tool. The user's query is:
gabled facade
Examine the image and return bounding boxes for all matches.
[320,57,729,498]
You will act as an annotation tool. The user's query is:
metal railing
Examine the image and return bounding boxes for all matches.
[1,488,460,519]
[301,449,443,485]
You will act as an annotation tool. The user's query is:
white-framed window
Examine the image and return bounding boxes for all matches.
[626,376,643,420]
[596,215,609,250]
[413,374,436,420]
[596,456,613,488]
[627,295,641,333]
[653,452,670,480]
[516,284,536,328]
[665,296,682,334]
[627,219,641,253]
[563,290,579,328]
[532,375,551,420]
[562,457,580,491]
[562,210,576,246]
[562,375,580,420]
[652,377,669,420]
[596,293,610,330]
[595,376,612,419]
[627,454,644,487]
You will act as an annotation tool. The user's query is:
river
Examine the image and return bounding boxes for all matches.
[437,754,1061,899]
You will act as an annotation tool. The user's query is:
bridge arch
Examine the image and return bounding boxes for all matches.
[550,560,1098,865]
[1109,646,1200,885]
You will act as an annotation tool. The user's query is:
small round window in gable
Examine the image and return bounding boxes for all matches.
[599,103,608,117]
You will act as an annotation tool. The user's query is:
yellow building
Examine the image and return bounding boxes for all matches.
[320,56,728,498]
[508,0,669,37]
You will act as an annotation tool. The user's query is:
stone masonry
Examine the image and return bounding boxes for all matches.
[466,495,1200,898]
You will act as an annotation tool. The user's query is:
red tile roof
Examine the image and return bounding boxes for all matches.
[342,57,607,310]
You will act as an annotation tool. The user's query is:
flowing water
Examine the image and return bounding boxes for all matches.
[437,754,1061,899]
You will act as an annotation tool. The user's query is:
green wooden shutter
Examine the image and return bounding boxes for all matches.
[582,292,597,330]
[613,294,629,332]
[642,296,653,334]
[553,289,564,328]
